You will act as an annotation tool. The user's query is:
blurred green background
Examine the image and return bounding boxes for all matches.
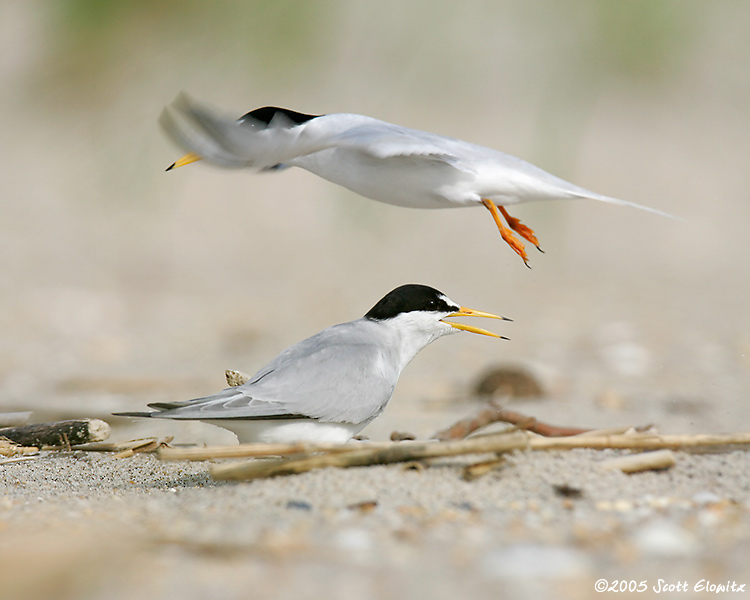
[2,0,749,438]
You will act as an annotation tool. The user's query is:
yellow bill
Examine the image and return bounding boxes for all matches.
[441,306,511,339]
[166,152,203,172]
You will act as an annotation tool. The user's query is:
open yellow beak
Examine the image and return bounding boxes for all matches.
[441,307,511,339]
[166,152,203,172]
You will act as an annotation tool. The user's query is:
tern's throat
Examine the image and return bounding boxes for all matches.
[384,313,454,374]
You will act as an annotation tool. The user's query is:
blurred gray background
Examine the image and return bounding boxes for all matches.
[2,0,749,440]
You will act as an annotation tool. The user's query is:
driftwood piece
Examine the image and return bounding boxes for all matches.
[576,426,654,437]
[210,431,530,481]
[75,436,173,456]
[526,432,750,451]
[113,437,173,458]
[462,457,505,481]
[0,419,110,448]
[197,431,750,481]
[600,449,676,473]
[0,455,39,465]
[0,439,39,457]
[0,412,32,428]
[161,431,750,466]
[158,441,377,461]
[433,403,590,440]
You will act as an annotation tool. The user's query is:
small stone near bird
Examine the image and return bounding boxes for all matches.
[473,365,545,400]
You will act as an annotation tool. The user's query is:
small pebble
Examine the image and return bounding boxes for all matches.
[347,500,378,513]
[633,520,697,557]
[390,431,416,441]
[481,543,591,579]
[333,528,373,553]
[552,483,583,498]
[692,490,722,506]
[473,365,544,399]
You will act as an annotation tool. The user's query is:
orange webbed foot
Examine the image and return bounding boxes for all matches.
[481,199,530,267]
[498,206,541,251]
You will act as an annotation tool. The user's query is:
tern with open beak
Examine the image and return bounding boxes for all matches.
[114,284,509,443]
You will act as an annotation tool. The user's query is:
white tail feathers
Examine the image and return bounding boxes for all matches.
[570,191,676,220]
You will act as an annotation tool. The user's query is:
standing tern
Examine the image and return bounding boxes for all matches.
[160,94,671,266]
[114,284,509,443]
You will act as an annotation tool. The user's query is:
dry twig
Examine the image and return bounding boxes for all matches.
[0,439,38,457]
[158,441,384,461]
[433,403,590,440]
[526,432,750,451]
[600,449,676,473]
[0,455,39,465]
[210,431,529,481]
[78,436,173,456]
[462,457,505,481]
[196,431,750,481]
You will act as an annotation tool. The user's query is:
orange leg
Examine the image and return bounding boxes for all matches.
[498,206,542,251]
[481,199,529,266]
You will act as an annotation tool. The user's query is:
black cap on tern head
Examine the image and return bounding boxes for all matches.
[365,284,459,321]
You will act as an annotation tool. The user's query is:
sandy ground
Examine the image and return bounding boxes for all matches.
[2,446,750,600]
[3,390,750,600]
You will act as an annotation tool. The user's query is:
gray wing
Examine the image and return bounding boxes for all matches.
[160,94,474,173]
[143,321,398,424]
[330,123,471,169]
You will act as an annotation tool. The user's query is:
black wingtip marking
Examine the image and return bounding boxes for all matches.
[112,411,154,418]
[147,402,180,410]
[166,163,175,172]
[240,106,321,127]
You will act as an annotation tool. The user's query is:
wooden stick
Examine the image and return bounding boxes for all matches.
[162,430,750,464]
[159,440,417,461]
[462,457,505,481]
[0,440,38,457]
[576,426,650,437]
[600,449,676,473]
[206,431,750,481]
[0,455,39,465]
[77,437,172,453]
[210,431,530,481]
[0,419,110,448]
[526,432,750,451]
[433,403,590,440]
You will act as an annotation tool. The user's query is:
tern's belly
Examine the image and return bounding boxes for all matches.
[294,150,477,209]
[203,418,366,444]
